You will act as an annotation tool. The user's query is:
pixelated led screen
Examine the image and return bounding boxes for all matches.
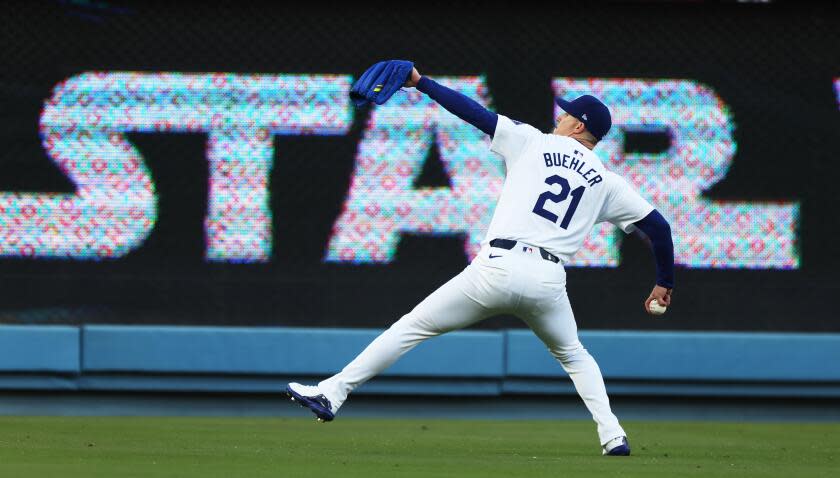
[0,2,836,331]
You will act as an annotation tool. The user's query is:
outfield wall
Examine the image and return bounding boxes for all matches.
[3,326,839,398]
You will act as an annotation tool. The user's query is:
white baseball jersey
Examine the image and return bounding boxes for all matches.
[482,115,654,263]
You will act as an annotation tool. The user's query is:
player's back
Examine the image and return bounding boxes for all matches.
[483,116,653,263]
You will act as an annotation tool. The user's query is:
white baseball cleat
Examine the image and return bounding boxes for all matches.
[285,382,337,422]
[602,436,631,456]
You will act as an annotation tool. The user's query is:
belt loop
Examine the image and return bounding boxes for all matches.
[539,248,560,264]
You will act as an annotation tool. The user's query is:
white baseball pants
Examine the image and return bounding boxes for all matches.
[318,242,626,445]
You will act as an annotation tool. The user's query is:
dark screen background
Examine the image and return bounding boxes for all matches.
[0,1,838,331]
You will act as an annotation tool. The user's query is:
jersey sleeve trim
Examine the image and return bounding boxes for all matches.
[600,171,655,233]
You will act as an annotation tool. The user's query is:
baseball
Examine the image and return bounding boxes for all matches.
[649,299,667,315]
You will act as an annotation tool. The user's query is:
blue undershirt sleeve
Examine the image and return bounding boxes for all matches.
[632,209,675,289]
[416,76,498,136]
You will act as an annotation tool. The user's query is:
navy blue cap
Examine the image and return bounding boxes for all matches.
[555,95,612,140]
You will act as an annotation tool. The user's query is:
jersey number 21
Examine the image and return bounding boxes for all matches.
[532,175,585,229]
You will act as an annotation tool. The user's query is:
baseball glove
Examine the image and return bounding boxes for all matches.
[349,60,414,107]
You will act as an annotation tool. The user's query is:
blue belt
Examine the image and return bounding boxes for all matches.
[489,238,560,264]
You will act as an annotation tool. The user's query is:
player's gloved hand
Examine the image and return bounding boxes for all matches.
[644,285,672,315]
[349,60,414,107]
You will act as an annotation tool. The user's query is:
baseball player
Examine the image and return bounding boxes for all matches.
[287,62,675,456]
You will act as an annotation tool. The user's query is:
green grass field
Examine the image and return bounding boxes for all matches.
[0,416,837,477]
